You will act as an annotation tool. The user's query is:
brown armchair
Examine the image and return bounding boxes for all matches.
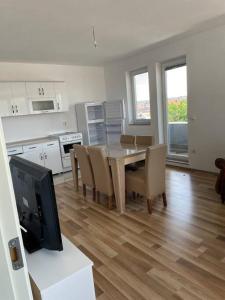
[215,158,225,204]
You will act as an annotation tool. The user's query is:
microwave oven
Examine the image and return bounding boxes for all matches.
[30,99,57,114]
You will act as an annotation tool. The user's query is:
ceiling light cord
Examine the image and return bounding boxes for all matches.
[92,26,97,48]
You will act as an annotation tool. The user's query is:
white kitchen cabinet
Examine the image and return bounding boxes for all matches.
[26,82,43,98]
[11,82,29,116]
[42,141,62,174]
[7,141,62,175]
[54,82,69,112]
[0,82,12,117]
[40,82,55,98]
[22,144,45,166]
[26,82,55,99]
[0,81,67,118]
[20,150,44,166]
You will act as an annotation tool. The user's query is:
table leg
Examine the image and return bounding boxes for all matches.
[70,151,79,191]
[110,158,125,214]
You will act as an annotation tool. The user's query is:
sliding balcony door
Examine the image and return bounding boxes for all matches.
[162,58,188,162]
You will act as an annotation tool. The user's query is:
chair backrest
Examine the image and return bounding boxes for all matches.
[73,144,95,187]
[88,146,114,196]
[120,134,136,145]
[145,144,167,198]
[136,135,154,146]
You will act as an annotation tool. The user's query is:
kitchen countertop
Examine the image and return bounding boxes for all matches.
[6,136,58,148]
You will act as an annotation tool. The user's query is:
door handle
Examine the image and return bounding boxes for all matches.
[15,105,18,113]
[42,88,44,96]
[8,237,24,271]
[38,88,41,96]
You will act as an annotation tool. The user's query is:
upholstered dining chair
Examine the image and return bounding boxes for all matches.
[135,135,154,146]
[88,146,114,209]
[135,135,154,168]
[125,144,167,214]
[73,144,95,201]
[120,134,136,145]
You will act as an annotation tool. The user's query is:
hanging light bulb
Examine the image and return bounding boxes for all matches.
[92,26,97,48]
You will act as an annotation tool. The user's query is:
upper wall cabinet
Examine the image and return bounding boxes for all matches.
[26,82,55,99]
[0,81,68,118]
[11,82,29,116]
[54,82,69,112]
[0,83,12,117]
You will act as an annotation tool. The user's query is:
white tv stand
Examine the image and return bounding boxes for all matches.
[25,235,96,300]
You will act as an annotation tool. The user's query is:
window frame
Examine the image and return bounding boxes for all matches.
[130,67,151,125]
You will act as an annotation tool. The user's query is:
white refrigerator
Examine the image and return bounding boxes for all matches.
[76,102,106,145]
[104,100,125,144]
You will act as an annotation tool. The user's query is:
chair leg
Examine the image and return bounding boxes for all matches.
[108,195,113,210]
[92,187,96,202]
[147,198,152,214]
[83,184,86,198]
[132,191,136,200]
[162,192,167,207]
[96,191,100,203]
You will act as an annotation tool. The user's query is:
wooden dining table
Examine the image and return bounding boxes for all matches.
[70,143,148,214]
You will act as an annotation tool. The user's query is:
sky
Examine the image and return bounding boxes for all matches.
[135,72,150,101]
[134,66,187,101]
[166,66,187,98]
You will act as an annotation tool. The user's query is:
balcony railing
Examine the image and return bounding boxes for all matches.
[168,122,188,155]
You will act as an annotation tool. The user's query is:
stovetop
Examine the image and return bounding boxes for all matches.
[49,132,83,143]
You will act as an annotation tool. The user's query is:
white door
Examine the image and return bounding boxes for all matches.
[22,144,44,166]
[22,150,44,166]
[54,82,68,112]
[43,142,62,174]
[162,58,188,162]
[26,82,42,98]
[0,82,12,117]
[0,120,33,300]
[40,82,55,98]
[11,82,29,116]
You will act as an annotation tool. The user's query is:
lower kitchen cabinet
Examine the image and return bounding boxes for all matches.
[8,140,63,175]
[42,141,63,174]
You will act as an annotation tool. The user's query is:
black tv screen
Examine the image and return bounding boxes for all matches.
[10,156,63,253]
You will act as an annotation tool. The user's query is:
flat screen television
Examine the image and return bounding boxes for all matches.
[10,156,63,253]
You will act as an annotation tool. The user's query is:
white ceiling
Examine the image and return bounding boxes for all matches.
[1,0,225,65]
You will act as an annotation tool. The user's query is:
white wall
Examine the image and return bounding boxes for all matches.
[0,62,105,142]
[104,23,225,172]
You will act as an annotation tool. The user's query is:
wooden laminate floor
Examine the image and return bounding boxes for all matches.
[55,167,225,300]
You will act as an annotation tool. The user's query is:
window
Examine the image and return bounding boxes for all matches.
[130,68,150,124]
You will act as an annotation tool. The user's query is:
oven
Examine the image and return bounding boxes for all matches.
[60,140,82,158]
[50,132,83,172]
[59,132,83,172]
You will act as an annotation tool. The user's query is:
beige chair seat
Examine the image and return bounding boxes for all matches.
[126,169,145,195]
